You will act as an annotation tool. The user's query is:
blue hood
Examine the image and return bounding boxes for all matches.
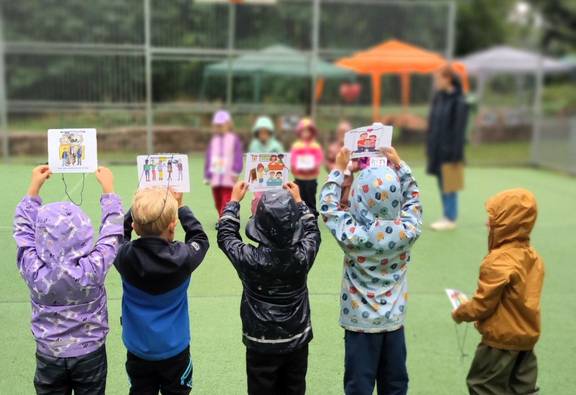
[349,167,403,226]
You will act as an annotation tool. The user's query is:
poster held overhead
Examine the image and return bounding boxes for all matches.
[137,154,190,192]
[245,153,291,192]
[344,123,393,159]
[48,129,98,173]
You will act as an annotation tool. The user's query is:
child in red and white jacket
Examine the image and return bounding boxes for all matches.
[290,118,323,216]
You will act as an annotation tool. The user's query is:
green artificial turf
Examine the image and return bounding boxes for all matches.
[0,156,575,394]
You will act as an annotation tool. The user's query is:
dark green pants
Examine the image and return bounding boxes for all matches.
[467,343,538,395]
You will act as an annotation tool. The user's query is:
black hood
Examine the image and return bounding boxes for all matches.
[246,190,302,248]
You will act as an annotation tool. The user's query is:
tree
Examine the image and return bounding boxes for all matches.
[455,0,517,56]
[528,0,576,54]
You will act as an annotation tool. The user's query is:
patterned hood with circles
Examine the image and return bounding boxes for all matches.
[349,167,403,225]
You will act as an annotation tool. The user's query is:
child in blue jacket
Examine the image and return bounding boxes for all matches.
[114,187,209,394]
[319,147,422,395]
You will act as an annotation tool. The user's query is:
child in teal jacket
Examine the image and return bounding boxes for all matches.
[319,147,422,395]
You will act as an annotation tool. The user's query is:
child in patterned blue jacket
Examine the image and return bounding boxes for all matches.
[320,147,422,395]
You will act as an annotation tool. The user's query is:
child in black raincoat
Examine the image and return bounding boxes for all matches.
[217,181,321,395]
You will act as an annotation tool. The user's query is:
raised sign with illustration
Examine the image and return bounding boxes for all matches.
[245,153,291,192]
[48,128,98,173]
[344,123,393,159]
[137,154,190,192]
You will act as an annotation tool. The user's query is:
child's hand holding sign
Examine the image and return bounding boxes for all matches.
[27,165,52,197]
[283,182,303,203]
[231,181,249,203]
[95,166,115,194]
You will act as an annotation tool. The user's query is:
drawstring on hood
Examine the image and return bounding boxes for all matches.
[246,189,303,248]
[349,167,403,226]
[35,202,94,264]
[486,188,537,250]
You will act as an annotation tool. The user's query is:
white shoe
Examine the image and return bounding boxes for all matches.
[430,218,457,231]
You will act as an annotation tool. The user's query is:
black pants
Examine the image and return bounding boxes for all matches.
[294,179,318,216]
[344,329,408,395]
[246,345,309,395]
[34,345,107,395]
[126,347,193,395]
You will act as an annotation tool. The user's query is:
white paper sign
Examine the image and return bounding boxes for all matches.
[245,153,291,192]
[296,154,315,171]
[344,123,393,159]
[445,288,469,310]
[48,128,98,173]
[137,154,190,192]
[369,157,388,168]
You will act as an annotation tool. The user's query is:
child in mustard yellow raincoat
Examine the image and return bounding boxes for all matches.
[453,189,545,395]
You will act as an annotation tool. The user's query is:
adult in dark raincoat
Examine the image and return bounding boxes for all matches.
[217,181,321,395]
[426,65,469,231]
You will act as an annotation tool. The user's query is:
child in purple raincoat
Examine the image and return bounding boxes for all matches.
[13,165,124,394]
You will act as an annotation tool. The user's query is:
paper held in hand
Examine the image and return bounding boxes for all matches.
[48,128,98,173]
[445,288,469,310]
[137,154,190,192]
[344,123,393,159]
[245,153,291,192]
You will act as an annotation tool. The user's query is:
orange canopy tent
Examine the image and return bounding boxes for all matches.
[336,39,469,120]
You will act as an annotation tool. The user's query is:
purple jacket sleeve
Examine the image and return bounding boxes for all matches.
[78,193,124,284]
[204,139,213,181]
[13,196,44,287]
[232,135,244,175]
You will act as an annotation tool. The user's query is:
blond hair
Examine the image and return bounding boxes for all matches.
[132,187,178,236]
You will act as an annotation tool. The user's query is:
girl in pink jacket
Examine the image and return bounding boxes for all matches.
[204,110,244,219]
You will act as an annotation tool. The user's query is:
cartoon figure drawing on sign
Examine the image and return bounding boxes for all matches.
[144,159,151,181]
[257,163,266,184]
[176,160,183,181]
[248,168,258,183]
[58,131,85,168]
[365,134,377,152]
[151,159,157,181]
[357,132,369,152]
[76,145,83,166]
[167,160,173,181]
[158,161,164,181]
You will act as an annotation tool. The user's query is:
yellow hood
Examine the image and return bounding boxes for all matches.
[486,188,537,250]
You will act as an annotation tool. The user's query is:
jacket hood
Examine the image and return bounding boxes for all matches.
[350,167,402,226]
[486,188,537,250]
[35,202,94,264]
[246,190,302,248]
[252,116,275,135]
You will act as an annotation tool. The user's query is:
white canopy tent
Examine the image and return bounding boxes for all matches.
[459,45,574,100]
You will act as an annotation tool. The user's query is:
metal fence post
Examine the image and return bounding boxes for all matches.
[446,0,456,60]
[144,0,154,154]
[0,6,9,161]
[310,0,320,118]
[530,54,544,166]
[226,2,236,108]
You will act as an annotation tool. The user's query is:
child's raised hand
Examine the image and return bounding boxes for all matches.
[380,147,401,167]
[283,182,302,203]
[95,166,115,194]
[231,181,249,203]
[27,165,51,197]
[170,189,184,207]
[335,147,351,171]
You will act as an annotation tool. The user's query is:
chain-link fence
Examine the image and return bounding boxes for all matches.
[0,0,455,158]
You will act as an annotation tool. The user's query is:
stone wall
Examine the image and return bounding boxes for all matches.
[9,126,252,156]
